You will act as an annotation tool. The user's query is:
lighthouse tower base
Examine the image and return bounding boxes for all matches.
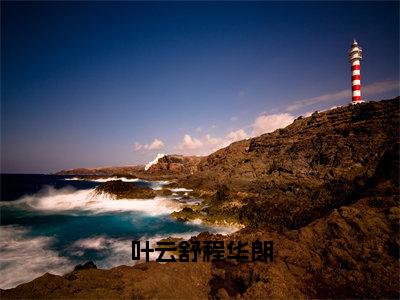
[352,100,364,105]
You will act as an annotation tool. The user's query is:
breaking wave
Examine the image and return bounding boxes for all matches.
[0,227,199,289]
[0,226,74,289]
[64,176,170,190]
[0,178,241,289]
[65,176,140,183]
[68,231,203,267]
[1,186,183,216]
[169,187,193,192]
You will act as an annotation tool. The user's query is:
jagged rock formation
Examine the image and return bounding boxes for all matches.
[188,99,398,192]
[146,154,203,174]
[180,98,400,230]
[73,261,97,271]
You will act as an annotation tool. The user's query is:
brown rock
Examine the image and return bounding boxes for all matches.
[93,180,156,199]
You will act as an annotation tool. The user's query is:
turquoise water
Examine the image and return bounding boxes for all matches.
[0,175,234,289]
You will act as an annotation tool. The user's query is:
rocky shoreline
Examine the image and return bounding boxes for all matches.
[2,98,399,299]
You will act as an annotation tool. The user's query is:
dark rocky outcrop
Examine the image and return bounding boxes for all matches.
[93,180,156,199]
[73,261,97,271]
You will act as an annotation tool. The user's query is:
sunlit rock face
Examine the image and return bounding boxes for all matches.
[146,154,203,174]
[182,98,400,229]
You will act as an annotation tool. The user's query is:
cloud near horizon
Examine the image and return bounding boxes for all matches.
[178,134,203,150]
[175,112,296,156]
[134,138,165,152]
[286,80,399,112]
[251,113,295,136]
[176,130,244,155]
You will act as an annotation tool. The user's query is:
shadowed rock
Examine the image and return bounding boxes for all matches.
[73,261,97,271]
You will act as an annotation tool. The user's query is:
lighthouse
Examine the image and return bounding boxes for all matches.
[348,39,363,104]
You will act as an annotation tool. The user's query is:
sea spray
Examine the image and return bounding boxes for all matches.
[0,226,74,289]
[0,175,241,290]
[1,186,184,216]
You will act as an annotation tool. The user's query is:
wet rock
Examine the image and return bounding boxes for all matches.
[93,180,156,199]
[154,188,173,197]
[171,207,197,221]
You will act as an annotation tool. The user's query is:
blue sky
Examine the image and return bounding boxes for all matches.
[1,1,399,173]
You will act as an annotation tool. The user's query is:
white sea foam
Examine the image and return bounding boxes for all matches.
[0,228,195,289]
[64,176,140,183]
[189,218,203,225]
[68,236,133,267]
[0,180,241,289]
[145,153,165,171]
[148,180,170,190]
[86,192,184,216]
[92,177,140,183]
[0,226,74,289]
[169,188,193,192]
[67,233,202,267]
[0,228,203,289]
[64,177,81,181]
[63,176,169,190]
[1,186,183,216]
[0,222,239,290]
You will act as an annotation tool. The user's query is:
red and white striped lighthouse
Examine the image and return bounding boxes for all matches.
[348,39,363,104]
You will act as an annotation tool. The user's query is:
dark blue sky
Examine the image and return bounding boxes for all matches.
[1,1,399,173]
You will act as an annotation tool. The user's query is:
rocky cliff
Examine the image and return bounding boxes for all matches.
[3,98,399,299]
[146,154,203,174]
[178,98,399,230]
[187,98,398,193]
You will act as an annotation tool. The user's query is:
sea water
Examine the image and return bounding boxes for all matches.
[0,174,237,289]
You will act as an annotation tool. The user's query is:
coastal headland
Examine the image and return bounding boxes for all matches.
[2,98,399,299]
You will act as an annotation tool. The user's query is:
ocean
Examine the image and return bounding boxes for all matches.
[0,174,236,289]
